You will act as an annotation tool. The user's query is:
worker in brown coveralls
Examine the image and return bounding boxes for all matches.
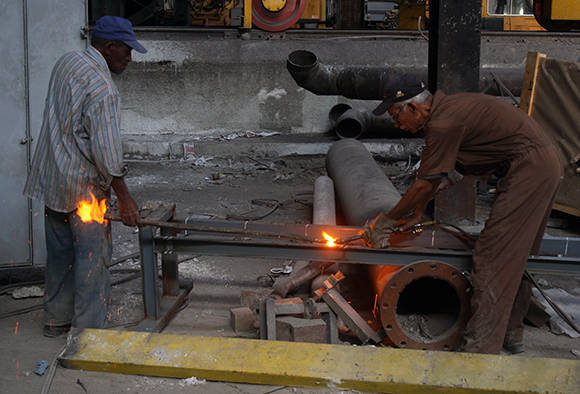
[367,75,562,355]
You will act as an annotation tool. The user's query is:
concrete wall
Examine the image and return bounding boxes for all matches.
[115,30,580,157]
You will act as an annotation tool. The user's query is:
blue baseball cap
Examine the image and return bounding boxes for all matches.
[93,16,147,54]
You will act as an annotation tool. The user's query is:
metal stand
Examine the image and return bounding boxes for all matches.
[134,206,193,332]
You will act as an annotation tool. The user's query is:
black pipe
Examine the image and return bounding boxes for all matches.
[288,50,523,97]
[328,104,400,139]
[287,50,390,100]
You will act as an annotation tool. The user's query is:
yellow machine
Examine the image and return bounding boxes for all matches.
[130,0,578,32]
[398,0,427,30]
[482,0,544,31]
[189,0,238,26]
[187,0,326,30]
[533,0,580,31]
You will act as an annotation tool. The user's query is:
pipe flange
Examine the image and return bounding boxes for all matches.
[380,260,471,351]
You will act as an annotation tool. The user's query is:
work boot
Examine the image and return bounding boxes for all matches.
[43,324,71,338]
[503,327,524,354]
[503,342,524,354]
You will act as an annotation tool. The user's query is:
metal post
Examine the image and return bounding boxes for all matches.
[139,226,159,320]
[160,226,180,296]
[428,0,481,225]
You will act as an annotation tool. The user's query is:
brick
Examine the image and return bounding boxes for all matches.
[230,307,256,333]
[275,316,326,343]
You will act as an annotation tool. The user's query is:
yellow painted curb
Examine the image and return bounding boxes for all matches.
[60,329,579,393]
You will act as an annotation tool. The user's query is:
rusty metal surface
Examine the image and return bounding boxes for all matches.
[376,261,471,351]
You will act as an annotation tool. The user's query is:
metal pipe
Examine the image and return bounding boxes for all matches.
[371,261,471,350]
[287,50,525,97]
[287,50,390,100]
[326,139,401,226]
[273,175,339,298]
[313,176,336,226]
[326,139,472,350]
[329,104,416,139]
[311,176,339,293]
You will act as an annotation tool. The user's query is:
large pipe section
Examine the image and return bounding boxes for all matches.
[326,139,471,350]
[329,104,397,139]
[287,50,523,98]
[326,139,400,225]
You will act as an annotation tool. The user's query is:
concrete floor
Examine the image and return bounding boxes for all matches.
[1,135,579,393]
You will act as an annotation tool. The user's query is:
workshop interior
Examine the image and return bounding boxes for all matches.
[1,0,579,393]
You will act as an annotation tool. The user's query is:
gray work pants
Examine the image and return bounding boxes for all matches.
[44,207,111,329]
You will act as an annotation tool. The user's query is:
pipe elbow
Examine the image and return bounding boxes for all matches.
[335,108,370,139]
[287,50,337,95]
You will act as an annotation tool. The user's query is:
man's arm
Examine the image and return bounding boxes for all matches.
[387,177,441,230]
[111,176,140,226]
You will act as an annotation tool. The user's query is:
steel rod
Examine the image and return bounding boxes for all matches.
[106,215,327,244]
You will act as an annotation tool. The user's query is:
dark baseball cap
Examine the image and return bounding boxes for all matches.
[372,75,426,116]
[93,16,147,54]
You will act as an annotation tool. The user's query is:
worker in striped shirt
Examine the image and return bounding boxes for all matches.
[23,16,147,337]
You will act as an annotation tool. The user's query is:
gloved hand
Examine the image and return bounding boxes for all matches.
[363,211,399,248]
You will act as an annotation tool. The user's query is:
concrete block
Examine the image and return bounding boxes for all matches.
[276,316,326,343]
[230,307,256,333]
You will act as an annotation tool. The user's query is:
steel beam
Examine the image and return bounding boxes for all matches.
[60,329,580,393]
[153,235,580,275]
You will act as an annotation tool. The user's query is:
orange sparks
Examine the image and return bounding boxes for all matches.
[77,193,107,224]
[322,232,337,247]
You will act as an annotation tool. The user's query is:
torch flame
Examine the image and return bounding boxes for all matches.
[77,193,108,224]
[322,232,336,247]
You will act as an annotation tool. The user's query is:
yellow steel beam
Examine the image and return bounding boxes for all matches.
[60,329,579,393]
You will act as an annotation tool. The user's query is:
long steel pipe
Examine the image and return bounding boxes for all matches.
[326,139,471,350]
[287,50,523,98]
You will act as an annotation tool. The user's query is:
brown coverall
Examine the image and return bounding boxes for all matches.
[418,91,562,354]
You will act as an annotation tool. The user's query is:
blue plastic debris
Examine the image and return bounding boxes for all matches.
[34,360,49,376]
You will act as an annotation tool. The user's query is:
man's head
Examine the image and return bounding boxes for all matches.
[373,75,432,134]
[91,16,146,74]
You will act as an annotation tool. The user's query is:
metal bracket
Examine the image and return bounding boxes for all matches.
[314,271,384,345]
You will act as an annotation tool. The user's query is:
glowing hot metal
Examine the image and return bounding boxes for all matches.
[77,193,108,224]
[322,232,336,247]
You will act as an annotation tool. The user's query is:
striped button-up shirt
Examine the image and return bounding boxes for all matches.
[24,46,127,213]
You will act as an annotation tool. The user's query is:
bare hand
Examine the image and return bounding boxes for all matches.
[117,195,140,226]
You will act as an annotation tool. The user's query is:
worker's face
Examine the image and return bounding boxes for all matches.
[388,103,423,134]
[103,42,132,74]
